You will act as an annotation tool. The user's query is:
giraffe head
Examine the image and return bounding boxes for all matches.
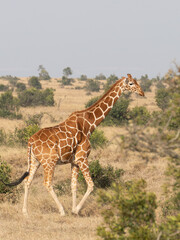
[124,74,145,96]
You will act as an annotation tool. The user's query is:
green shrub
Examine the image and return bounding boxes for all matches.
[155,88,170,111]
[85,79,100,92]
[90,129,108,149]
[78,160,124,189]
[0,91,22,119]
[97,179,157,240]
[15,124,40,146]
[85,96,100,108]
[18,88,54,107]
[129,106,151,125]
[85,97,130,126]
[95,73,106,80]
[61,76,73,86]
[104,74,118,92]
[28,76,42,89]
[16,82,26,92]
[0,160,11,194]
[103,98,130,125]
[0,84,9,91]
[79,74,88,81]
[140,74,152,92]
[0,129,7,145]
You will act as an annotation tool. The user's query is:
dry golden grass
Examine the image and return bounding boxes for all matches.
[0,77,167,239]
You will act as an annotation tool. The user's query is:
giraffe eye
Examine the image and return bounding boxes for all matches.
[129,82,133,86]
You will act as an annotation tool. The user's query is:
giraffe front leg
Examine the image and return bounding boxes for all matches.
[71,163,79,213]
[73,158,94,215]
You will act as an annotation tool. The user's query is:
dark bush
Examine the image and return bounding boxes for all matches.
[78,160,124,189]
[79,75,88,81]
[85,96,100,108]
[0,160,12,194]
[95,73,106,80]
[0,91,22,119]
[104,74,118,92]
[155,88,170,111]
[85,79,100,92]
[140,74,152,92]
[0,84,9,92]
[18,88,54,107]
[28,76,42,89]
[16,82,26,92]
[61,76,73,86]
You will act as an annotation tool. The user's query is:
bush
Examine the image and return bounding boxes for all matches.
[85,79,100,92]
[95,73,106,80]
[16,82,26,92]
[15,124,40,146]
[0,91,22,119]
[61,76,73,86]
[90,129,107,149]
[155,88,170,111]
[78,160,124,189]
[129,106,151,125]
[140,74,152,92]
[97,179,157,240]
[28,76,42,89]
[79,74,88,81]
[85,96,130,126]
[18,88,54,107]
[85,96,100,108]
[104,74,118,92]
[103,98,130,125]
[0,84,9,92]
[0,160,12,194]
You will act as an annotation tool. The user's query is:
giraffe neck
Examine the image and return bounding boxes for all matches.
[82,78,125,135]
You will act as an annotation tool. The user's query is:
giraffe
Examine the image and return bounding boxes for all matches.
[1,74,144,216]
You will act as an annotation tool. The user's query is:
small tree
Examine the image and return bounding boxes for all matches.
[155,88,170,111]
[63,67,72,77]
[38,65,51,80]
[90,129,108,149]
[28,76,42,89]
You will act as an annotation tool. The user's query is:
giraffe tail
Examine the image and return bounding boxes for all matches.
[0,143,32,187]
[0,171,29,187]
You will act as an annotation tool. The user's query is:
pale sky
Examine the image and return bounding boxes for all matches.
[0,0,180,78]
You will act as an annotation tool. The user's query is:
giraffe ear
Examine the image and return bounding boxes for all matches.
[127,74,132,80]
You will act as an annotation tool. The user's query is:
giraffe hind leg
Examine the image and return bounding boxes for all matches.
[43,169,65,216]
[72,158,94,215]
[22,157,40,217]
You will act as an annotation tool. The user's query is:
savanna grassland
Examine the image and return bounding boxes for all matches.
[0,73,179,240]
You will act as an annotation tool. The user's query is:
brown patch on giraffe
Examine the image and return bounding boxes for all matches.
[95,116,104,126]
[100,102,108,111]
[39,132,48,141]
[85,112,95,124]
[110,91,117,98]
[83,120,90,135]
[94,108,103,119]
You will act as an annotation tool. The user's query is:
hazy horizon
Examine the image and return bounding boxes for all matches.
[0,0,180,79]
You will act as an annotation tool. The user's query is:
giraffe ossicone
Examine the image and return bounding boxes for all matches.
[1,74,144,216]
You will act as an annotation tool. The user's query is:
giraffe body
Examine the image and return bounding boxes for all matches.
[3,74,144,216]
